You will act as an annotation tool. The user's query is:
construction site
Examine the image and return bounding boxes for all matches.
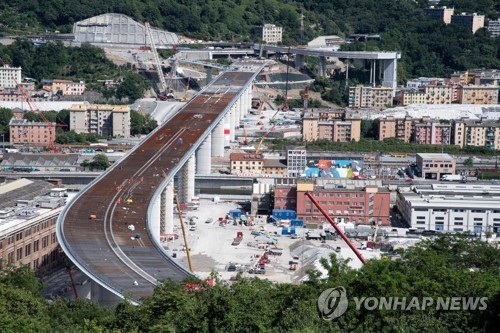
[163,197,415,283]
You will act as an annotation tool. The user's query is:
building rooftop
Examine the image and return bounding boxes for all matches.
[230,152,263,161]
[0,153,80,168]
[416,153,454,160]
[263,159,286,168]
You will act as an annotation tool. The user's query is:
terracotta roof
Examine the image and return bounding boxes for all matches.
[230,153,263,161]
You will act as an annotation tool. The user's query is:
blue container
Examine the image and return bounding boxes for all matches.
[290,227,296,235]
[178,138,183,144]
[272,209,297,220]
[229,210,241,218]
[281,228,289,235]
[291,219,304,227]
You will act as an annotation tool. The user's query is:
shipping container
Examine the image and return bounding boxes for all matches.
[229,209,241,218]
[290,219,304,227]
[272,209,296,220]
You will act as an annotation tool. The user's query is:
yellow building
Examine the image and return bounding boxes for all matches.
[400,89,427,105]
[378,116,413,142]
[349,85,393,108]
[302,110,360,142]
[451,13,485,34]
[230,153,264,175]
[262,159,287,176]
[424,85,452,104]
[459,85,498,104]
[425,6,454,24]
[453,118,500,149]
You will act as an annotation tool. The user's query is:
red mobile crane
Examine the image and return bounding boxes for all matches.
[305,192,367,265]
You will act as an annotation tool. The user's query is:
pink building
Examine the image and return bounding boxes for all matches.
[274,183,390,226]
[9,119,55,146]
[414,119,451,145]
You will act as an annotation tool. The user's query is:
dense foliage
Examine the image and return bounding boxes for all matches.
[0,40,150,101]
[1,236,499,332]
[1,1,499,81]
[269,137,500,156]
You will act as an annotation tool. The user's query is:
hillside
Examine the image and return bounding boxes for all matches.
[0,0,499,80]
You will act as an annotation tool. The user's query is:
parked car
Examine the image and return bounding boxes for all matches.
[205,218,213,224]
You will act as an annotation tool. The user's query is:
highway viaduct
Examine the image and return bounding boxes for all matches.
[56,61,266,306]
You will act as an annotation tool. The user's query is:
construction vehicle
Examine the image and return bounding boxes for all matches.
[305,192,367,265]
[144,22,174,100]
[179,77,191,102]
[232,231,243,246]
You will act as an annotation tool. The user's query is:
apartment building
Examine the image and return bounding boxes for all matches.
[425,6,454,24]
[378,115,413,142]
[424,85,453,104]
[254,24,282,44]
[69,104,130,138]
[230,153,263,176]
[274,180,390,226]
[9,119,55,146]
[414,119,451,145]
[0,180,67,273]
[459,85,498,104]
[303,110,361,142]
[398,88,427,105]
[0,64,22,89]
[348,85,393,109]
[42,79,86,96]
[453,117,500,149]
[397,183,500,236]
[451,13,485,33]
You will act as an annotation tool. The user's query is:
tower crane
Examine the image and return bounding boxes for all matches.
[144,22,171,99]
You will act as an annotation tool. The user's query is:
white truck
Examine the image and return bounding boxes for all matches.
[441,174,463,181]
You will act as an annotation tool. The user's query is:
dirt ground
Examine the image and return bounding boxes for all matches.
[163,199,381,283]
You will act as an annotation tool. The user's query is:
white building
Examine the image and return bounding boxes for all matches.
[286,147,306,177]
[0,64,22,89]
[397,184,500,237]
[255,24,283,44]
[488,19,500,37]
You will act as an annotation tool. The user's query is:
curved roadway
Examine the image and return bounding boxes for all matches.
[57,68,261,302]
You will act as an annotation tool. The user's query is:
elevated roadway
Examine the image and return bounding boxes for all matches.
[57,63,265,304]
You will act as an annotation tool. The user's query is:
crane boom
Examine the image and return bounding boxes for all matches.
[255,108,280,154]
[144,22,167,95]
[305,192,367,265]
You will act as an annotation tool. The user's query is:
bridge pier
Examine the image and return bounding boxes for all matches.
[230,105,236,141]
[224,116,231,147]
[89,281,123,308]
[382,58,398,93]
[206,67,213,84]
[317,56,327,77]
[162,180,174,235]
[196,134,211,175]
[295,54,305,69]
[179,155,196,203]
[211,120,225,157]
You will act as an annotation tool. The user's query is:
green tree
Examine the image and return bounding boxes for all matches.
[80,153,110,171]
[464,156,474,168]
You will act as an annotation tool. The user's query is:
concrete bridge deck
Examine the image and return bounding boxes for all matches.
[57,65,263,303]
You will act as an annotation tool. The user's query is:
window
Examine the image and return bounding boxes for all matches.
[473,218,483,221]
[7,236,14,245]
[454,222,463,225]
[416,216,426,220]
[25,244,31,256]
[16,247,23,261]
[454,217,464,221]
[435,217,444,220]
[8,252,14,264]
[33,240,39,252]
[15,232,23,241]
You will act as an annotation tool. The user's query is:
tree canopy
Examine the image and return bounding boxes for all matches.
[0,235,498,332]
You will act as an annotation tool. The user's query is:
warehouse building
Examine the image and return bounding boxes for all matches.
[396,183,500,237]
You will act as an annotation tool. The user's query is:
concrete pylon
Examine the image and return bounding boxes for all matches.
[206,67,213,84]
[295,54,305,69]
[211,120,225,157]
[196,134,211,175]
[162,180,174,235]
[317,56,327,77]
[180,155,195,203]
[230,106,236,141]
